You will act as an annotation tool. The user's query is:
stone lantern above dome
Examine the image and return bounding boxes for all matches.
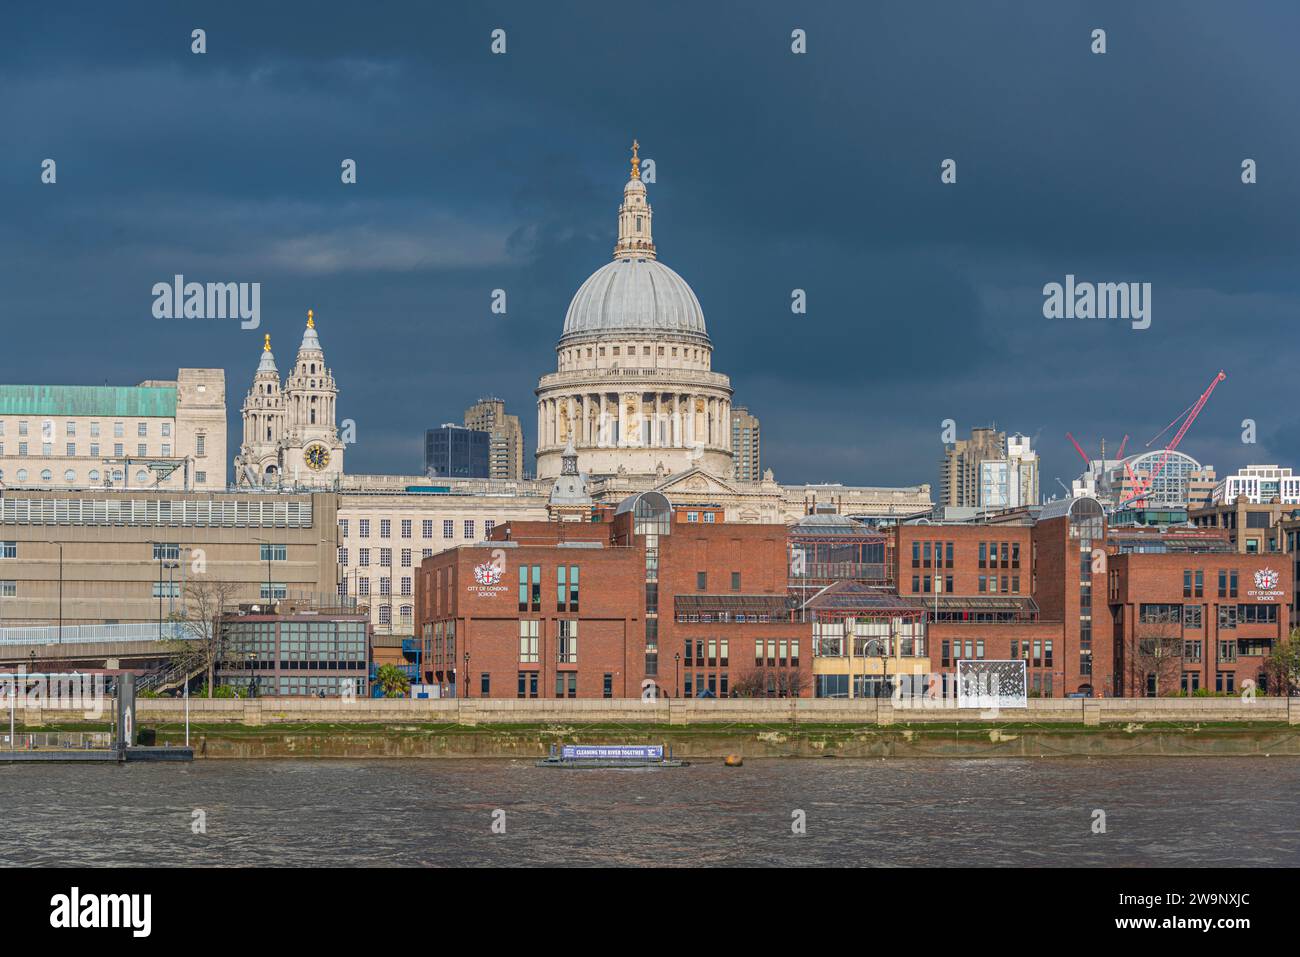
[535,142,735,481]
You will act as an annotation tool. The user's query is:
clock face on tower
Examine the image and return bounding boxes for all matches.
[305,444,330,471]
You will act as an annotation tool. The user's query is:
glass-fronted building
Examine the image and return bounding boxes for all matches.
[425,425,490,479]
[220,605,370,697]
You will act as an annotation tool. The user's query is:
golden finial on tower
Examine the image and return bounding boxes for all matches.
[307,308,315,329]
[630,139,640,181]
[263,333,271,352]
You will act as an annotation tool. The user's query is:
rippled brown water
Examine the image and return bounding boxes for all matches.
[4,757,1299,866]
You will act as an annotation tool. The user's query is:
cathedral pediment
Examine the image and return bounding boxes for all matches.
[654,466,742,498]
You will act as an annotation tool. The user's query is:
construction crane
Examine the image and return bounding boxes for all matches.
[1064,432,1092,469]
[1117,371,1226,509]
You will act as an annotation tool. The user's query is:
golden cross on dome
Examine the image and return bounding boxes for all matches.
[307,308,315,329]
[263,334,271,352]
[630,139,640,180]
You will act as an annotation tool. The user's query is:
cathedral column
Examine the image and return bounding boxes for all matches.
[654,393,662,447]
[617,393,628,447]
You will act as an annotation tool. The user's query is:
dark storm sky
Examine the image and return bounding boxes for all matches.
[3,1,1297,492]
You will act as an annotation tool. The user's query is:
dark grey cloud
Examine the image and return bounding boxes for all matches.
[1,0,1297,490]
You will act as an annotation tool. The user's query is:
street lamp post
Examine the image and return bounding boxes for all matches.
[253,538,278,608]
[866,637,890,700]
[674,651,681,698]
[51,540,63,647]
[165,560,179,620]
[153,546,168,640]
[463,651,471,699]
[41,541,65,643]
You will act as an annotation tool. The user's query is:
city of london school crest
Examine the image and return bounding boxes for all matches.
[474,562,503,586]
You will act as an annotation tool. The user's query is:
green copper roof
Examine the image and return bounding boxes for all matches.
[0,385,177,417]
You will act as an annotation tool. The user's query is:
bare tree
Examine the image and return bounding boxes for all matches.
[1262,628,1300,697]
[1127,610,1185,697]
[774,668,808,698]
[172,578,241,697]
[730,667,808,698]
[729,669,768,698]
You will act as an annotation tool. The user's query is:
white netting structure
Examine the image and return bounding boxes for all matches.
[956,659,1027,709]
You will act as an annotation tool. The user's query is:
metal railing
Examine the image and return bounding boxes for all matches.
[0,622,187,646]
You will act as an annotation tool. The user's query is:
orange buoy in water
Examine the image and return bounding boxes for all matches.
[724,754,743,767]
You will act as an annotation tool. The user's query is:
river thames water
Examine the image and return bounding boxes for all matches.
[3,757,1299,867]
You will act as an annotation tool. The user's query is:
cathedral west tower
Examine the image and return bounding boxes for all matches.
[234,310,344,486]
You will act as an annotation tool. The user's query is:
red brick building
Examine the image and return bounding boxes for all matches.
[883,497,1293,699]
[414,492,809,699]
[415,490,1295,700]
[890,513,1071,696]
[1108,552,1292,695]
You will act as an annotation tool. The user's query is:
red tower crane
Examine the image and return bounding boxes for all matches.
[1117,371,1226,509]
[1065,432,1091,468]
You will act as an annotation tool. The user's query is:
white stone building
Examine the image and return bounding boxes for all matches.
[0,370,226,492]
[535,142,736,480]
[234,310,345,487]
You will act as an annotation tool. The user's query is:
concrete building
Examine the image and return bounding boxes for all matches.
[0,489,338,629]
[730,406,761,482]
[1213,464,1300,505]
[219,598,370,697]
[425,424,490,479]
[1190,497,1300,554]
[940,427,1005,508]
[464,397,526,480]
[0,370,226,492]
